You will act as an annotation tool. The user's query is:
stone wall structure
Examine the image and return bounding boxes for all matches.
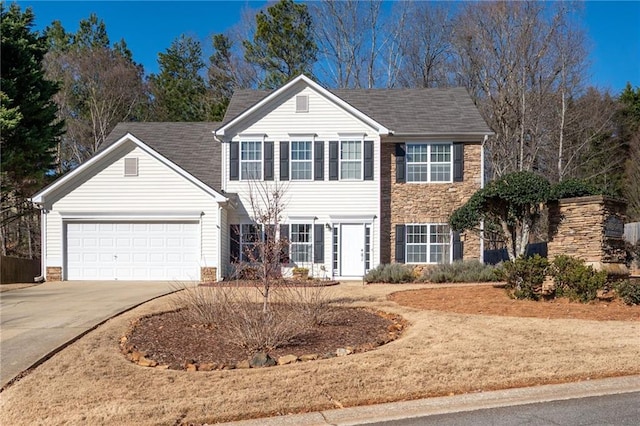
[200,267,217,283]
[380,141,483,263]
[548,195,628,275]
[46,266,62,282]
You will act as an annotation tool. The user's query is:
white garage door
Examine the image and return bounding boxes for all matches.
[66,222,200,280]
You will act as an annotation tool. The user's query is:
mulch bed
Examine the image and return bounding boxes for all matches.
[124,307,404,370]
[389,285,640,321]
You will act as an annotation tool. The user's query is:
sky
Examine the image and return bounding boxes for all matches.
[13,0,640,94]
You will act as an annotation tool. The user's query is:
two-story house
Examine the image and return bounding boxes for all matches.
[32,75,492,282]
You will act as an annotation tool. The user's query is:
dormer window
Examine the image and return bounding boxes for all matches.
[296,95,308,113]
[124,157,138,176]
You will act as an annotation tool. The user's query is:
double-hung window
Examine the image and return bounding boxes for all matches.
[406,224,451,264]
[291,141,312,180]
[240,224,261,262]
[340,140,362,180]
[406,143,451,182]
[290,224,312,263]
[240,141,262,180]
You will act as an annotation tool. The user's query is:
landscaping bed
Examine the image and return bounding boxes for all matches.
[123,306,404,370]
[389,285,640,321]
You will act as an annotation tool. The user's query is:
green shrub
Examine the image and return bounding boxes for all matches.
[615,280,640,305]
[548,255,607,303]
[421,260,500,283]
[364,263,414,283]
[548,178,600,201]
[496,255,549,300]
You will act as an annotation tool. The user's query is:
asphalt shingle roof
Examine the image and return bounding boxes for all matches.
[222,87,492,135]
[103,122,221,191]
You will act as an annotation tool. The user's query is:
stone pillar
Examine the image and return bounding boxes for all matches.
[200,267,217,283]
[46,266,62,281]
[548,195,628,276]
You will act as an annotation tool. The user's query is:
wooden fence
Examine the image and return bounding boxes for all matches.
[1,256,41,284]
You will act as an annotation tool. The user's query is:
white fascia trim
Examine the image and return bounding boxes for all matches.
[31,133,228,205]
[59,211,204,221]
[288,133,317,138]
[329,214,376,224]
[214,75,390,138]
[286,215,318,223]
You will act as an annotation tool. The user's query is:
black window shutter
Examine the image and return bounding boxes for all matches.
[230,225,240,263]
[453,231,463,261]
[314,141,324,180]
[395,224,406,263]
[314,224,324,263]
[264,141,274,181]
[453,143,464,182]
[230,142,239,181]
[395,143,406,183]
[329,141,339,180]
[364,140,374,180]
[279,224,289,263]
[279,141,289,181]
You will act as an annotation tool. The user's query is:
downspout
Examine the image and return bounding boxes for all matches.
[480,135,488,263]
[217,204,223,282]
[34,203,46,282]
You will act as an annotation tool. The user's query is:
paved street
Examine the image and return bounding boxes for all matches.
[373,391,640,426]
[0,280,179,387]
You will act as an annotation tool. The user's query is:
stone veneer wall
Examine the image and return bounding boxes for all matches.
[380,142,483,263]
[46,266,62,282]
[200,267,217,283]
[548,195,628,274]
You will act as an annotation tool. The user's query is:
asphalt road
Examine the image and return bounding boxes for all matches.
[371,391,640,426]
[0,280,178,387]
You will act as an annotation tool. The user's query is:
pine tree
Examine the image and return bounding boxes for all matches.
[148,35,210,121]
[1,3,63,197]
[243,0,317,89]
[1,3,64,256]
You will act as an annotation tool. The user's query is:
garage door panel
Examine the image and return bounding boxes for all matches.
[66,221,200,280]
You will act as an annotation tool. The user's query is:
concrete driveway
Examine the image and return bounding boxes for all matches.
[0,280,180,388]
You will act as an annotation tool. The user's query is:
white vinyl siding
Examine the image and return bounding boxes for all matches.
[406,224,451,264]
[407,143,452,183]
[223,85,382,275]
[44,144,220,276]
[291,141,312,180]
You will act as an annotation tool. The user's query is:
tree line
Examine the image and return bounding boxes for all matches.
[1,0,639,258]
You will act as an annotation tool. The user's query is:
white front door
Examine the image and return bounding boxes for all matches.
[340,224,365,277]
[65,221,200,280]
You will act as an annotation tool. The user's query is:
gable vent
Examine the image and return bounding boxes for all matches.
[296,95,309,113]
[124,157,138,176]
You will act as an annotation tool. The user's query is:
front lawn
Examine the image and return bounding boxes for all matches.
[1,283,638,425]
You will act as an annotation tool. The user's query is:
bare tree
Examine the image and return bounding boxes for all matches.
[452,1,588,178]
[70,47,145,158]
[312,0,406,88]
[397,2,454,88]
[234,180,290,313]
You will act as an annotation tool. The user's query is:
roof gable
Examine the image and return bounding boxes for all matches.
[32,132,226,204]
[222,81,492,136]
[216,75,389,138]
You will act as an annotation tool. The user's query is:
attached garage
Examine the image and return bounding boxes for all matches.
[65,221,200,281]
[31,126,228,283]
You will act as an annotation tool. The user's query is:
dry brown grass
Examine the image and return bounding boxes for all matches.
[1,282,639,425]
